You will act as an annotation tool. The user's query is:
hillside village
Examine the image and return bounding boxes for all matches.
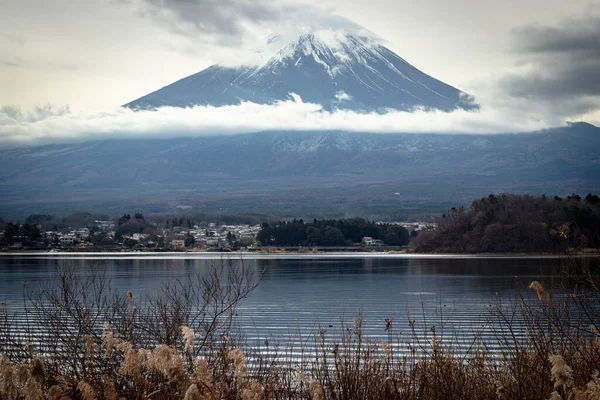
[0,221,261,251]
[0,213,431,252]
[0,213,262,251]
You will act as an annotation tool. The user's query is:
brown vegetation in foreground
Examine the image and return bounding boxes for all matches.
[1,258,599,399]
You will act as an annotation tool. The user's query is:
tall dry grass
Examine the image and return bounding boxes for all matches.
[0,256,599,399]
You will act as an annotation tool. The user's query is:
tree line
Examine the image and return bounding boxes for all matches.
[411,193,600,253]
[1,222,41,245]
[1,212,277,232]
[116,213,157,235]
[256,218,410,247]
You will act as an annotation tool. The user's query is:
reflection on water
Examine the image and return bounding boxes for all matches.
[0,255,580,353]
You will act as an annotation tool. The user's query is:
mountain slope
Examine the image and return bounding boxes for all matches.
[125,33,476,112]
[1,123,598,218]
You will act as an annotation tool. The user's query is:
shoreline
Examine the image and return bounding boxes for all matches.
[0,250,597,259]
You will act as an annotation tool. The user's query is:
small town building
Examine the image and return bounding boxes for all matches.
[59,236,76,245]
[362,237,384,246]
[171,239,185,248]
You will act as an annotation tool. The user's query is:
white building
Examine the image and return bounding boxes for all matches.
[171,239,185,248]
[59,236,76,245]
[362,237,384,246]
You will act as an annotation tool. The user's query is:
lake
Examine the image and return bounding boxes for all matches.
[0,253,586,356]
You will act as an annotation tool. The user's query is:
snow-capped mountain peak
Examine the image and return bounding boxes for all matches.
[260,32,411,81]
[125,30,478,112]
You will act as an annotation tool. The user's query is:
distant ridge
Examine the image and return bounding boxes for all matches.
[1,123,599,218]
[125,32,477,112]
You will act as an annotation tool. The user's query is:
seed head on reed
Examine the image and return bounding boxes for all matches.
[85,334,95,360]
[24,342,34,357]
[136,348,151,368]
[182,325,196,351]
[119,347,139,377]
[150,345,188,385]
[495,381,507,399]
[294,365,306,382]
[582,371,600,398]
[119,345,148,388]
[116,339,132,354]
[77,380,97,400]
[102,377,118,400]
[46,385,65,400]
[549,354,573,390]
[529,281,546,301]
[380,342,392,359]
[383,376,394,389]
[242,381,264,400]
[194,357,213,388]
[590,324,600,338]
[548,391,563,400]
[24,376,44,400]
[184,384,202,400]
[29,358,44,379]
[0,356,19,400]
[167,354,188,386]
[102,323,116,355]
[150,345,172,371]
[229,348,247,379]
[15,364,30,387]
[308,378,324,400]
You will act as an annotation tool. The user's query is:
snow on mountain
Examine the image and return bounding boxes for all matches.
[125,31,477,112]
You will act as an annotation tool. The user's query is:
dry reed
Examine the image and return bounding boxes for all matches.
[0,257,598,399]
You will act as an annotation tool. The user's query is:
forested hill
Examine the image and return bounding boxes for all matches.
[411,194,600,253]
[256,218,410,247]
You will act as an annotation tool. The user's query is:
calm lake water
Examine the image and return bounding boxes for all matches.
[0,253,587,355]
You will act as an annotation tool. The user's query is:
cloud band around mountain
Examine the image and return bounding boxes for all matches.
[0,93,575,148]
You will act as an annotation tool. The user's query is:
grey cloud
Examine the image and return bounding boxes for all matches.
[504,14,600,115]
[140,0,294,44]
[513,16,600,56]
[131,0,372,67]
[0,58,78,71]
[0,59,21,67]
[506,59,600,98]
[4,35,26,46]
[0,105,71,125]
[0,105,22,121]
[136,0,364,48]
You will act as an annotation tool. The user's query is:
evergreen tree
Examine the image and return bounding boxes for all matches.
[184,234,196,248]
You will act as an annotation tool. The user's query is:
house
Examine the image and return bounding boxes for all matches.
[74,228,90,238]
[171,239,185,249]
[362,237,384,246]
[96,220,115,230]
[59,236,76,245]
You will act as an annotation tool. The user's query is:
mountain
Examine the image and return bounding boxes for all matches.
[1,123,599,219]
[125,32,477,112]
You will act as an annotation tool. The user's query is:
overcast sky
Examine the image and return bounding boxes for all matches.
[1,0,599,146]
